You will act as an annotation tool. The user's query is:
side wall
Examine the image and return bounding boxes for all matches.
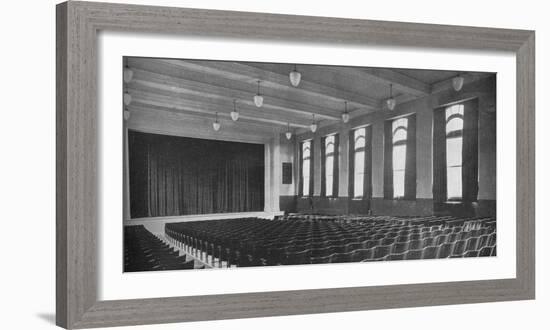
[287,76,496,217]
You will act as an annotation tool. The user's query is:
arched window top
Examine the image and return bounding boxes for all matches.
[392,118,408,144]
[446,104,464,120]
[326,142,335,154]
[446,117,463,134]
[445,104,464,135]
[354,127,366,149]
[325,135,335,154]
[302,141,311,159]
[355,135,365,149]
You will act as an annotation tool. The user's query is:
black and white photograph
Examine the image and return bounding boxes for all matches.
[122,57,497,272]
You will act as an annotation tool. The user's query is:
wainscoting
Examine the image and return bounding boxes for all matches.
[370,198,433,216]
[279,195,297,214]
[288,196,370,215]
[282,195,496,218]
[124,211,284,234]
[434,199,496,217]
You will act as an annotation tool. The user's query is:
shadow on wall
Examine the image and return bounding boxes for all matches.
[36,313,56,325]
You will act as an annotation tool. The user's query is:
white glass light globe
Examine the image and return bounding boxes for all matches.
[213,121,221,131]
[342,112,350,123]
[310,123,317,133]
[123,68,133,83]
[289,70,301,87]
[123,93,132,106]
[452,76,464,91]
[386,98,396,111]
[285,131,292,140]
[230,111,239,121]
[123,109,131,121]
[254,94,263,107]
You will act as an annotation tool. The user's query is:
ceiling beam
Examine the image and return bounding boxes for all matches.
[430,72,494,94]
[127,87,313,127]
[323,66,431,97]
[154,59,381,110]
[128,96,310,129]
[128,105,284,139]
[129,68,340,120]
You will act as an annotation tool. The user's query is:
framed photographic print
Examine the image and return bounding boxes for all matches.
[56,1,535,328]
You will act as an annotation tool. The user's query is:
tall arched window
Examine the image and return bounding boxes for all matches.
[353,128,366,198]
[445,104,465,200]
[324,135,335,196]
[392,118,408,199]
[301,140,311,196]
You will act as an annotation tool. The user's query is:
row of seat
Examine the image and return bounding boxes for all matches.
[124,225,201,272]
[164,215,497,268]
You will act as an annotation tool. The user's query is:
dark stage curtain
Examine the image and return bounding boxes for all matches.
[383,120,394,199]
[333,134,340,197]
[404,114,417,200]
[433,108,448,203]
[363,126,373,199]
[320,136,326,197]
[462,99,479,202]
[128,131,265,218]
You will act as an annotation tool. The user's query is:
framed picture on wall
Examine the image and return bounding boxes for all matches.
[56,1,535,328]
[282,162,293,185]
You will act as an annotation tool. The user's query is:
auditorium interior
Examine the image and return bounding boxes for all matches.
[122,57,497,272]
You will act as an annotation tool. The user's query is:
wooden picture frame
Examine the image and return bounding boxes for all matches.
[56,1,535,328]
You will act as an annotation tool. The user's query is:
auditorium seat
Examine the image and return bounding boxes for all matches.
[408,239,422,250]
[436,243,453,258]
[404,249,422,260]
[463,250,479,258]
[478,246,493,257]
[385,253,405,261]
[352,248,375,262]
[450,240,466,257]
[161,215,497,268]
[391,242,408,254]
[373,245,391,260]
[422,246,438,259]
[124,225,201,272]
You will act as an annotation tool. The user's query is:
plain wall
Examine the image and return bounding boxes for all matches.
[2,1,548,330]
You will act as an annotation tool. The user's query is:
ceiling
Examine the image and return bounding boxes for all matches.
[124,57,490,133]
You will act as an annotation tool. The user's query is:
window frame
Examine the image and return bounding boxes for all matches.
[351,127,367,199]
[392,118,408,199]
[324,134,336,197]
[301,140,312,197]
[445,104,465,201]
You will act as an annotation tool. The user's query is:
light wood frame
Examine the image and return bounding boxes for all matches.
[56,1,535,328]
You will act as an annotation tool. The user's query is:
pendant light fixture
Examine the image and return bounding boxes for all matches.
[253,80,264,107]
[285,123,292,140]
[310,114,317,133]
[452,74,464,91]
[230,99,239,121]
[213,112,221,131]
[123,92,132,106]
[289,64,301,87]
[386,83,396,111]
[123,65,133,83]
[341,101,350,123]
[123,109,131,121]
